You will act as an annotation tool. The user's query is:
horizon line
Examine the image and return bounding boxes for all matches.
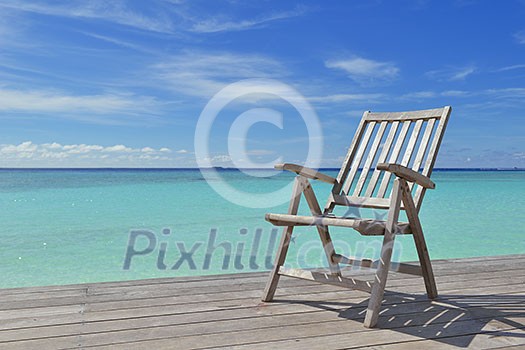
[0,167,524,171]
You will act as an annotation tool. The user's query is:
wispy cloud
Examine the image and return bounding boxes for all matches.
[0,141,174,167]
[401,88,524,101]
[0,0,175,34]
[78,31,160,54]
[151,51,284,98]
[0,88,161,124]
[441,90,471,97]
[425,65,476,81]
[485,87,525,100]
[190,6,307,33]
[514,30,525,44]
[1,1,308,36]
[325,56,399,85]
[495,64,525,72]
[308,93,386,103]
[400,89,472,99]
[401,91,437,99]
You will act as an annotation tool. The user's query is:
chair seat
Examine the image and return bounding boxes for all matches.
[265,213,412,236]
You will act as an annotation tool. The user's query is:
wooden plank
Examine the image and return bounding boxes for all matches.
[400,179,438,298]
[414,106,452,210]
[331,114,368,204]
[1,270,523,348]
[2,258,524,316]
[0,256,525,348]
[276,163,337,184]
[342,121,377,195]
[2,263,524,331]
[3,277,525,337]
[3,277,524,342]
[376,121,411,198]
[353,121,389,196]
[376,163,435,189]
[265,212,412,236]
[364,178,403,327]
[364,121,400,197]
[300,177,341,275]
[400,119,424,167]
[405,118,436,195]
[2,259,524,316]
[411,118,436,173]
[330,193,391,209]
[278,267,372,293]
[0,270,274,299]
[364,107,447,122]
[360,334,525,350]
[5,308,525,350]
[333,255,422,276]
[1,254,523,305]
[207,316,525,350]
[262,177,305,301]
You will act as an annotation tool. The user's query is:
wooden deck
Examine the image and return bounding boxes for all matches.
[1,254,524,349]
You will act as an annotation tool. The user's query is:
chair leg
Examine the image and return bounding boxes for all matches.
[399,179,438,299]
[262,177,304,302]
[364,179,403,328]
[300,177,341,276]
[318,226,342,276]
[262,225,294,301]
[413,232,438,299]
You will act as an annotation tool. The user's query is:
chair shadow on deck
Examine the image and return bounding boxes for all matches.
[276,291,525,348]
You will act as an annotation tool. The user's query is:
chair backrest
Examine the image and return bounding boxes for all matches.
[326,106,451,213]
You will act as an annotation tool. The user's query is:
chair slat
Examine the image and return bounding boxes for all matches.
[400,119,424,167]
[353,121,388,196]
[342,121,376,195]
[364,107,445,122]
[334,115,368,194]
[407,119,436,193]
[330,193,391,209]
[364,121,400,197]
[412,119,436,172]
[414,107,452,210]
[376,121,411,198]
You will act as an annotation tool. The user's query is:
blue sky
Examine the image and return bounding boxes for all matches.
[0,0,524,168]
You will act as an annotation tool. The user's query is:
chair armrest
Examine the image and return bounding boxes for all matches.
[275,163,337,184]
[376,163,435,189]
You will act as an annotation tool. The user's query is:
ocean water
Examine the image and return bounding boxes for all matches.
[0,169,524,289]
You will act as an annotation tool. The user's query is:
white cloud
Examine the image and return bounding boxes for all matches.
[0,88,160,124]
[308,93,385,103]
[514,30,525,44]
[495,64,525,72]
[175,149,188,154]
[513,152,525,159]
[485,88,525,100]
[325,56,399,84]
[425,65,476,81]
[0,0,309,41]
[401,91,437,99]
[0,1,175,34]
[152,51,284,98]
[191,6,306,33]
[0,141,177,167]
[441,90,471,97]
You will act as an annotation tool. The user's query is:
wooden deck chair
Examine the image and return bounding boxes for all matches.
[262,106,452,328]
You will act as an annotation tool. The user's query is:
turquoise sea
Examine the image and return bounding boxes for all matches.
[1,169,524,289]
